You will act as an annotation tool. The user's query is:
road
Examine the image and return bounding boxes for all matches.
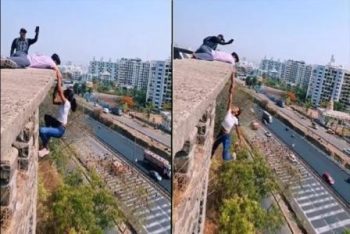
[109,114,171,147]
[85,116,171,194]
[78,97,170,147]
[257,108,350,205]
[249,126,350,234]
[257,87,349,157]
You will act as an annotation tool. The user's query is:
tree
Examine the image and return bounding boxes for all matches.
[73,83,80,94]
[121,96,134,108]
[162,102,172,111]
[144,102,154,119]
[134,90,147,107]
[334,101,346,112]
[305,98,312,112]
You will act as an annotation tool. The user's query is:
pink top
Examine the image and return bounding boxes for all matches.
[28,54,56,69]
[213,51,235,64]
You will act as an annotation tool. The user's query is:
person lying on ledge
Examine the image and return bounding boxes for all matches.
[212,51,240,65]
[193,34,234,61]
[211,70,242,161]
[1,52,61,70]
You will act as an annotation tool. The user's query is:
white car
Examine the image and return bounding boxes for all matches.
[103,108,110,113]
[343,148,350,156]
[264,131,272,137]
[288,153,298,163]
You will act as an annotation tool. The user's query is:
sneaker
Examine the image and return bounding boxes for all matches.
[1,58,18,69]
[38,148,50,158]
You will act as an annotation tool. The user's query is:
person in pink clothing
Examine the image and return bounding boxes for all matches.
[212,51,240,64]
[1,53,61,69]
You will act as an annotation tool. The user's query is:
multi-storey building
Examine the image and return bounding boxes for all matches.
[302,65,313,89]
[136,61,151,91]
[117,58,142,88]
[307,65,349,109]
[339,72,350,111]
[282,60,306,85]
[88,57,118,81]
[146,60,171,109]
[259,57,284,79]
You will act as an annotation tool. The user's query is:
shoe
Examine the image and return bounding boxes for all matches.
[1,58,18,69]
[38,148,50,158]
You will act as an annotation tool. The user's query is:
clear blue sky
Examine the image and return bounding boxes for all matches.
[1,0,171,65]
[174,0,350,69]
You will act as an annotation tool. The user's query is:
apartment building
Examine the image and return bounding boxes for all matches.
[307,65,349,109]
[282,60,306,86]
[88,57,118,81]
[259,57,284,79]
[146,60,171,109]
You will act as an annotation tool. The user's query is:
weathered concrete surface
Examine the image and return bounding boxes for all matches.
[1,69,55,157]
[173,59,232,234]
[173,60,232,153]
[1,68,54,234]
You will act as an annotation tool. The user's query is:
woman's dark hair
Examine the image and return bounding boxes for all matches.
[235,107,242,117]
[231,52,240,63]
[51,54,61,65]
[64,89,77,112]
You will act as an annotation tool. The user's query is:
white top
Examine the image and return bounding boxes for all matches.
[221,110,239,132]
[56,100,71,125]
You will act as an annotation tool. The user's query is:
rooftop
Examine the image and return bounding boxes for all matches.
[173,59,232,153]
[1,68,55,155]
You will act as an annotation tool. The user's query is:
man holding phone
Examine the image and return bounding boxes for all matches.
[10,26,39,56]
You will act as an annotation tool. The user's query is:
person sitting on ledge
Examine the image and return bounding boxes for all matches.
[38,72,77,158]
[193,34,234,61]
[211,71,242,161]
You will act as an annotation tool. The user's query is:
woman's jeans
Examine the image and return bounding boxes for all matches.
[39,115,65,148]
[211,130,232,161]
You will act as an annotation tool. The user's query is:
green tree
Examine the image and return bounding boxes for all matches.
[134,90,147,107]
[162,102,172,111]
[334,101,346,111]
[144,102,154,119]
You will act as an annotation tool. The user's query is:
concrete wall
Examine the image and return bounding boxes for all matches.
[173,60,232,234]
[1,69,55,233]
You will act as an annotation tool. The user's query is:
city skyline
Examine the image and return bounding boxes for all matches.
[1,0,171,64]
[174,0,350,70]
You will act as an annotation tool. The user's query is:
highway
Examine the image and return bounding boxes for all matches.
[85,116,171,194]
[258,109,350,205]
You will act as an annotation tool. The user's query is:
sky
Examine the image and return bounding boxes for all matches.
[174,0,350,69]
[1,0,171,65]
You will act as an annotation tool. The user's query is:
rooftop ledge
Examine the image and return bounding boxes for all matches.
[1,68,55,156]
[173,59,233,153]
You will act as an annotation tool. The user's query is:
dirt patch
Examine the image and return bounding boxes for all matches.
[38,158,62,192]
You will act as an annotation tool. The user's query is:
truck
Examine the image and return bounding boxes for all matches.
[262,111,273,124]
[276,99,285,108]
[111,107,123,116]
[144,150,171,178]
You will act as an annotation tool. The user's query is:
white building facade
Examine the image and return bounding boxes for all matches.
[307,65,349,109]
[146,60,172,109]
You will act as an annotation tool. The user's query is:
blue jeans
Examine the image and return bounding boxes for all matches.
[212,130,232,161]
[39,115,65,148]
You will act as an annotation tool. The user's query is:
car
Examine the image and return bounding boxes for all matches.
[285,128,289,131]
[346,177,350,184]
[264,131,272,137]
[288,153,297,163]
[326,129,335,134]
[343,148,350,155]
[103,108,110,113]
[149,170,162,182]
[322,172,335,185]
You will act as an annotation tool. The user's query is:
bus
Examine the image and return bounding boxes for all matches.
[144,150,171,178]
[262,111,273,124]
